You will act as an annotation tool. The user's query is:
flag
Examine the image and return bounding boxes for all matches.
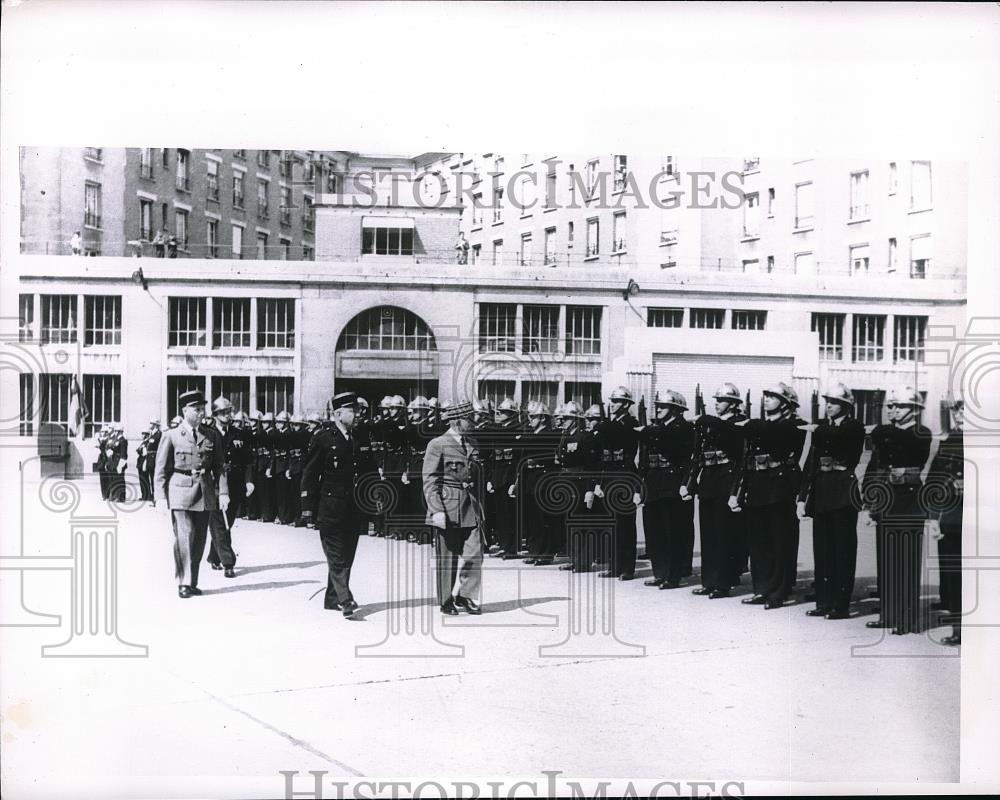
[68,375,88,437]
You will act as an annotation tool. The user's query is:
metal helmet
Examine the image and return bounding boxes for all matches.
[390,395,406,409]
[713,383,742,404]
[584,404,603,420]
[291,413,305,424]
[497,397,519,414]
[428,397,440,409]
[307,412,322,425]
[149,419,162,428]
[276,410,291,422]
[231,410,246,424]
[887,386,924,409]
[379,395,393,409]
[357,397,369,409]
[212,396,233,414]
[563,400,584,418]
[262,412,275,423]
[472,398,494,415]
[822,382,855,408]
[763,382,799,408]
[655,390,688,412]
[408,396,430,411]
[609,385,634,404]
[553,403,567,419]
[249,410,263,422]
[528,401,551,417]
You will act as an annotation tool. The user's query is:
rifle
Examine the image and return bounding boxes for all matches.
[811,390,820,424]
[694,383,705,417]
[759,392,765,420]
[744,389,752,419]
[638,395,647,426]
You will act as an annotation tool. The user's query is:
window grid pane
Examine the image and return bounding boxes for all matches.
[564,381,602,410]
[211,376,251,413]
[478,380,516,408]
[256,376,294,414]
[338,306,432,352]
[19,294,34,343]
[19,374,34,436]
[565,306,602,355]
[39,373,71,426]
[40,295,77,344]
[166,376,207,419]
[893,315,927,363]
[732,310,767,330]
[811,313,845,360]
[522,305,559,353]
[690,308,725,329]
[522,380,559,412]
[257,298,296,349]
[478,304,517,353]
[852,314,886,362]
[84,295,122,346]
[168,297,207,348]
[647,308,683,328]
[212,298,252,348]
[83,374,121,438]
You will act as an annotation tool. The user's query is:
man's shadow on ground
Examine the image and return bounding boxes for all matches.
[349,595,569,621]
[200,579,320,595]
[233,561,325,576]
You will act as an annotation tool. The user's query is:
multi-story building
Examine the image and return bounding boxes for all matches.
[14,149,967,473]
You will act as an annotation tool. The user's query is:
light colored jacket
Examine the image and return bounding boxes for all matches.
[422,430,483,528]
[154,422,228,511]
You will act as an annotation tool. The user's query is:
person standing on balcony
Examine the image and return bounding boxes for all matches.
[153,229,166,258]
[455,232,470,265]
[69,231,82,256]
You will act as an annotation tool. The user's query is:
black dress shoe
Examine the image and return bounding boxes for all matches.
[454,595,482,615]
[865,619,887,628]
[341,600,358,618]
[324,603,342,611]
[440,600,460,616]
[692,587,713,596]
[806,608,830,617]
[764,599,784,609]
[210,562,223,571]
[534,559,553,566]
[825,610,850,620]
[188,586,202,596]
[709,589,731,599]
[644,578,664,587]
[742,595,766,605]
[659,580,681,590]
[224,567,237,578]
[619,573,635,581]
[178,586,193,599]
[941,634,961,646]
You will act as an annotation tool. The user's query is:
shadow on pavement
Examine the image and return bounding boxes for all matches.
[349,594,570,621]
[233,561,325,576]
[199,579,321,595]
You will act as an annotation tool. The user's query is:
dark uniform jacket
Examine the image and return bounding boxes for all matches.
[519,423,563,499]
[597,413,640,477]
[638,417,695,503]
[863,422,932,520]
[733,415,807,508]
[406,418,438,479]
[136,435,152,473]
[928,428,964,533]
[797,416,865,516]
[491,419,524,490]
[288,427,308,477]
[206,421,254,484]
[270,426,292,475]
[301,425,374,526]
[684,413,746,499]
[252,425,273,478]
[557,424,602,495]
[374,414,409,476]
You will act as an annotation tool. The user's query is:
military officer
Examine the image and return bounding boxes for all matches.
[638,391,695,589]
[595,386,641,580]
[731,382,807,609]
[271,411,294,524]
[300,392,373,617]
[204,397,253,576]
[96,424,112,500]
[470,399,498,551]
[244,411,264,520]
[375,395,410,539]
[107,425,129,502]
[350,401,377,536]
[256,412,278,522]
[556,401,602,572]
[402,397,434,544]
[422,401,486,615]
[513,401,562,566]
[863,386,932,635]
[491,398,524,559]
[929,396,964,646]
[136,425,155,502]
[286,413,308,524]
[797,383,865,619]
[154,390,229,598]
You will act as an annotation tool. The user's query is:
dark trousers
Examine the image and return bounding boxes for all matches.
[567,495,605,571]
[937,529,962,617]
[108,471,126,502]
[99,469,112,500]
[276,474,295,524]
[138,466,153,501]
[698,495,745,591]
[877,518,925,633]
[812,506,858,612]
[208,471,246,566]
[611,508,638,577]
[318,519,361,608]
[402,479,430,542]
[258,475,276,522]
[748,500,799,600]
[495,488,517,552]
[289,473,302,522]
[643,497,691,582]
[526,494,560,557]
[482,488,497,547]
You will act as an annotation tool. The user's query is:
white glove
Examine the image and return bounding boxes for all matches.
[796,500,807,519]
[632,492,642,506]
[927,518,943,540]
[679,485,691,501]
[593,484,604,499]
[862,509,876,527]
[432,511,447,529]
[400,473,410,485]
[508,484,517,498]
[584,491,595,509]
[486,481,494,494]
[246,481,255,496]
[265,468,272,478]
[118,462,126,473]
[378,468,386,481]
[219,494,230,512]
[727,495,742,513]
[285,469,291,479]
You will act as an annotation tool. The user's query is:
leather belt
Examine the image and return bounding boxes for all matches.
[701,449,729,466]
[174,468,204,477]
[887,466,922,485]
[818,456,848,472]
[750,454,797,472]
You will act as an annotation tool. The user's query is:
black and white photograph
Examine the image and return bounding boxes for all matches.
[1,2,998,798]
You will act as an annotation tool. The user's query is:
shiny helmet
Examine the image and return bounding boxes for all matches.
[821,382,855,408]
[276,410,291,423]
[408,396,430,411]
[428,397,440,409]
[712,383,742,404]
[563,400,584,419]
[389,395,406,409]
[472,398,494,415]
[584,404,603,420]
[379,395,393,409]
[212,396,233,414]
[609,385,634,404]
[886,386,924,409]
[307,412,323,426]
[553,403,567,420]
[291,413,305,425]
[763,382,799,408]
[654,390,688,412]
[231,410,247,425]
[527,401,551,417]
[497,397,519,414]
[262,412,275,423]
[149,419,162,429]
[249,410,263,423]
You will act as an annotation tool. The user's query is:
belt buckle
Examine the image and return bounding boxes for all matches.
[754,454,769,469]
[953,478,964,492]
[889,468,905,485]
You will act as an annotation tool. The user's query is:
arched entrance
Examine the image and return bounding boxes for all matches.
[335,306,439,403]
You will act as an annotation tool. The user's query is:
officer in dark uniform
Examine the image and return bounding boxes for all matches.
[350,400,376,536]
[300,392,373,617]
[638,390,695,589]
[231,411,254,519]
[202,396,247,577]
[258,412,278,522]
[136,423,157,503]
[929,396,964,646]
[287,413,308,525]
[272,411,294,524]
[403,397,434,544]
[554,402,602,572]
[517,401,562,566]
[492,398,524,559]
[108,426,129,502]
[797,383,865,619]
[682,383,748,599]
[863,386,932,635]
[596,386,641,581]
[731,382,807,609]
[368,397,391,537]
[375,395,409,540]
[470,399,498,551]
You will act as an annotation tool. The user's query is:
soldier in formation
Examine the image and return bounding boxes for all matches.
[136,420,161,505]
[929,396,964,646]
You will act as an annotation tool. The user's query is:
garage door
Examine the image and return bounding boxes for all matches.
[652,353,794,417]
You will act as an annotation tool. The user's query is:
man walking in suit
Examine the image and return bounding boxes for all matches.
[154,390,229,599]
[422,401,486,616]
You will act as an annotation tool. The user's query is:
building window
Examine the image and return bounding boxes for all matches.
[519,232,533,267]
[256,376,293,414]
[169,297,207,347]
[794,181,814,229]
[280,237,291,260]
[567,221,574,249]
[852,314,886,362]
[888,161,898,195]
[492,239,503,266]
[742,259,759,273]
[472,192,483,227]
[338,306,433,352]
[207,219,219,257]
[212,298,251,348]
[19,374,34,436]
[659,204,679,245]
[84,295,121,346]
[206,160,219,201]
[522,380,559,412]
[139,148,154,179]
[564,381,602,410]
[910,235,931,279]
[257,180,269,219]
[83,374,121,439]
[741,191,760,239]
[690,308,725,329]
[478,380,516,408]
[545,161,557,208]
[612,211,626,252]
[767,187,775,216]
[257,298,295,349]
[492,182,504,223]
[256,150,271,168]
[894,315,927,363]
[139,199,154,240]
[613,155,628,192]
[767,255,775,273]
[544,227,556,265]
[303,245,313,260]
[478,303,517,353]
[40,295,77,344]
[522,305,560,353]
[19,294,34,342]
[175,209,189,249]
[232,225,243,259]
[361,226,414,256]
[849,243,870,275]
[794,251,815,274]
[233,173,245,208]
[162,148,170,169]
[732,310,767,330]
[84,182,102,228]
[647,307,683,328]
[887,237,898,273]
[302,196,314,232]
[302,158,315,183]
[662,155,677,177]
[910,160,932,210]
[210,376,251,414]
[568,162,576,206]
[256,231,268,259]
[233,149,246,160]
[38,373,70,426]
[565,306,602,355]
[812,313,845,360]
[471,243,481,265]
[167,376,207,419]
[326,170,339,193]
[849,170,869,220]
[175,149,190,191]
[280,186,292,225]
[585,218,599,257]
[516,173,535,215]
[585,158,600,198]
[84,148,103,162]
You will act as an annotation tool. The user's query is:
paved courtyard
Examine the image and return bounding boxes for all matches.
[1,473,960,797]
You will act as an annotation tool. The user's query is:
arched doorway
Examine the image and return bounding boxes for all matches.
[335,306,439,403]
